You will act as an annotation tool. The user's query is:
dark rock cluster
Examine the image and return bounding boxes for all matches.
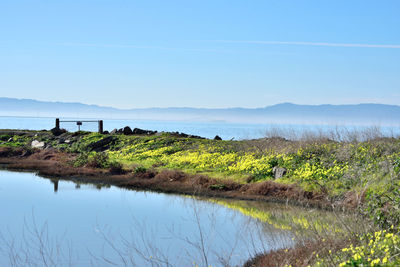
[108,126,206,139]
[50,127,67,136]
[167,131,205,139]
[109,126,157,136]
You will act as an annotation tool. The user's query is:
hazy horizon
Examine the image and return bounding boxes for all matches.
[2,96,400,110]
[1,97,400,127]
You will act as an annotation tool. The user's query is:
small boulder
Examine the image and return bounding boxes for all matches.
[122,126,133,135]
[272,167,287,179]
[132,128,157,135]
[110,129,118,135]
[86,136,115,152]
[102,130,109,135]
[132,128,144,134]
[51,127,67,136]
[214,135,222,140]
[31,140,45,149]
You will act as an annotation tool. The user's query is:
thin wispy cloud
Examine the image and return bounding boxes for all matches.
[49,42,220,52]
[38,42,294,55]
[210,40,400,49]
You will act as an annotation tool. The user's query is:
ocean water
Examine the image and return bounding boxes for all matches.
[1,116,399,140]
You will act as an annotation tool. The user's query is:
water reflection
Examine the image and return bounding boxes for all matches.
[50,179,59,192]
[0,170,359,266]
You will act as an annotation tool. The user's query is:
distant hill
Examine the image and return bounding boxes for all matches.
[1,97,400,126]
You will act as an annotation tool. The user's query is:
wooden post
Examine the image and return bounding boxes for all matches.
[77,121,82,131]
[98,120,103,134]
[55,118,60,129]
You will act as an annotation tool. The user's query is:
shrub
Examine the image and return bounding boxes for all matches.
[109,161,125,174]
[73,152,89,167]
[87,152,110,168]
[74,152,111,169]
[134,166,147,174]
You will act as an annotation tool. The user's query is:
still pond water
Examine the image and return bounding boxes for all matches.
[0,170,301,267]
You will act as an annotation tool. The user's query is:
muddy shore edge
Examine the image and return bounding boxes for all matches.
[0,144,355,210]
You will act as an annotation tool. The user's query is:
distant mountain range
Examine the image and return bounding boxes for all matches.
[1,97,400,126]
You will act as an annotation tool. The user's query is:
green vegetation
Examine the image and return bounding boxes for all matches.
[208,198,356,235]
[0,134,30,147]
[2,129,400,265]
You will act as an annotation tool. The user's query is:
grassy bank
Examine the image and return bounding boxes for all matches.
[1,129,400,266]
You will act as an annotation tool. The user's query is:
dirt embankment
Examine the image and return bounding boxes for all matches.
[0,146,339,210]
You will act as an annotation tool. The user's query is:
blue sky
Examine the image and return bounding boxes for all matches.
[1,0,399,109]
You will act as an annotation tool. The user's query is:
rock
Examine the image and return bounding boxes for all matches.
[31,140,45,149]
[102,130,109,135]
[132,128,157,135]
[132,128,145,134]
[168,131,204,139]
[214,135,222,140]
[122,126,133,135]
[110,129,118,135]
[86,136,115,152]
[178,132,189,138]
[272,167,287,179]
[188,135,203,139]
[65,139,71,144]
[58,138,65,144]
[51,127,67,136]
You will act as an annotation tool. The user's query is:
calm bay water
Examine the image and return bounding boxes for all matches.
[1,116,400,140]
[0,170,296,266]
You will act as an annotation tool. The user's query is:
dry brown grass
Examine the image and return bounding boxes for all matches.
[243,237,352,267]
[242,125,399,154]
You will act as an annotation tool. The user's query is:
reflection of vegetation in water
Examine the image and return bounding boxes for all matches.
[208,198,355,236]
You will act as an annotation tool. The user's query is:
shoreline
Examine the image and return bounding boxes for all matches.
[2,128,383,266]
[0,152,355,267]
[0,148,338,211]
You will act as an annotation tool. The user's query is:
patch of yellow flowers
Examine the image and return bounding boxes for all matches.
[109,141,281,175]
[316,228,400,266]
[292,162,348,182]
[107,137,394,195]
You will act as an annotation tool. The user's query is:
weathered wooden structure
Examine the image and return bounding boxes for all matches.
[55,118,103,133]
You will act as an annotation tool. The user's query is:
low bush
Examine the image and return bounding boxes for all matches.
[87,152,109,168]
[109,161,125,174]
[133,166,147,174]
[73,152,110,169]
